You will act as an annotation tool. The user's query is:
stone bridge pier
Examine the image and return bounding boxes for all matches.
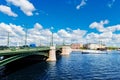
[47,45,72,61]
[61,46,72,55]
[47,46,56,61]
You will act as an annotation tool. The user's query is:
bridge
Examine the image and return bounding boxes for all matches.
[0,46,72,66]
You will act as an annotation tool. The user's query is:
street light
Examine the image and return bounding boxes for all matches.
[63,38,65,46]
[50,32,53,46]
[7,32,10,47]
[24,28,28,46]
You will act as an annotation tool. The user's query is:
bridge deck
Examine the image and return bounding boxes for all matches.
[0,47,50,55]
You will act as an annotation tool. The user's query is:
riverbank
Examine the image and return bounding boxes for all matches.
[72,49,82,52]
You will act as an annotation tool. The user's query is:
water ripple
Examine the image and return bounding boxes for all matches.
[2,52,120,80]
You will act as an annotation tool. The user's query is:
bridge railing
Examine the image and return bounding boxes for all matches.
[0,47,50,56]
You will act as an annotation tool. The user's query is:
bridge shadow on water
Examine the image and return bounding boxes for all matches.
[0,51,62,80]
[0,55,48,79]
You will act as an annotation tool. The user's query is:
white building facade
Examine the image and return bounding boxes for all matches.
[84,43,106,50]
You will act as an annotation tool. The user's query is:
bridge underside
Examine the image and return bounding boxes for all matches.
[0,52,49,66]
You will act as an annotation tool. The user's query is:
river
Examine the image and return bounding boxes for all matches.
[1,51,120,80]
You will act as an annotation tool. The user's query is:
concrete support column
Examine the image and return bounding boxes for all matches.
[61,46,72,55]
[47,46,56,61]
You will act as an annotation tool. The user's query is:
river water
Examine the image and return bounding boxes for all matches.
[1,51,120,80]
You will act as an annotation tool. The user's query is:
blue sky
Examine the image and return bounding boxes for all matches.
[0,0,120,47]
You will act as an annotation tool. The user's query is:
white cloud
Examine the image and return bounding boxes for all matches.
[71,29,86,43]
[9,23,25,36]
[0,22,12,33]
[0,22,87,46]
[42,29,52,36]
[108,0,115,8]
[86,32,99,39]
[27,25,52,46]
[34,23,43,30]
[99,31,113,39]
[0,23,25,37]
[0,22,25,46]
[6,0,35,16]
[57,29,71,38]
[73,29,86,37]
[1,21,120,47]
[85,32,113,45]
[112,34,120,43]
[56,29,87,44]
[88,20,120,47]
[89,20,120,33]
[0,5,18,17]
[76,0,87,10]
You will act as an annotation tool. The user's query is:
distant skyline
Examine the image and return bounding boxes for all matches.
[0,0,120,47]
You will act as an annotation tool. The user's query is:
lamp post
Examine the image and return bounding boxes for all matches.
[63,38,65,46]
[24,29,28,46]
[7,32,10,47]
[39,38,41,46]
[50,32,53,46]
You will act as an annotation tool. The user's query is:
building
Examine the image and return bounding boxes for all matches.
[83,43,106,50]
[71,43,83,49]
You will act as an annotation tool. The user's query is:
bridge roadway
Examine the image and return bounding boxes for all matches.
[0,47,52,66]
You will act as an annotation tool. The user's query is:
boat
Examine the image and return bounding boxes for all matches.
[81,50,107,54]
